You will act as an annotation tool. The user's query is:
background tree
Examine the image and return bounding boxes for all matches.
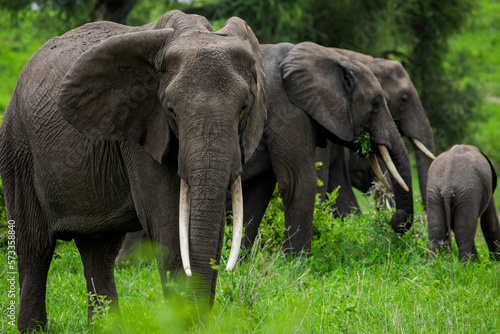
[0,0,493,158]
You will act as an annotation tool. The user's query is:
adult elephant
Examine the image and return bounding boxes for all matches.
[426,145,500,262]
[316,49,435,214]
[240,42,414,253]
[0,10,266,332]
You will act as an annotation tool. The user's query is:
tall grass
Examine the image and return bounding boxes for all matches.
[1,190,499,333]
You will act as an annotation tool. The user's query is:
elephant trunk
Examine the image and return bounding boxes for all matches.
[382,139,414,233]
[399,99,435,208]
[412,137,435,208]
[185,179,227,309]
[371,113,414,233]
[177,126,242,310]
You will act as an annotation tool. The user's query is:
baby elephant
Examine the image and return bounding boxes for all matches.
[427,144,500,262]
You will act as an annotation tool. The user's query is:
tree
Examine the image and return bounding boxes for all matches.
[0,0,138,24]
[91,0,137,24]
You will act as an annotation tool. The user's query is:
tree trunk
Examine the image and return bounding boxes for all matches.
[91,0,137,24]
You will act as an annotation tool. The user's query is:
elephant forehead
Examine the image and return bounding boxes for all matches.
[165,34,254,67]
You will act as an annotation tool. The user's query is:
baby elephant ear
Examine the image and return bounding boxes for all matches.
[280,42,354,142]
[58,28,174,164]
[217,17,267,163]
[480,151,498,193]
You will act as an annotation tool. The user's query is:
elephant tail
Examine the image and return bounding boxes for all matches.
[443,195,453,248]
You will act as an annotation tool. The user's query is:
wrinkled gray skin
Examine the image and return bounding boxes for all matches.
[316,49,434,214]
[427,145,500,262]
[118,43,415,258]
[0,10,266,332]
[239,42,414,252]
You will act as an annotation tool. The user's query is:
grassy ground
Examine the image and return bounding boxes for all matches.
[1,189,499,333]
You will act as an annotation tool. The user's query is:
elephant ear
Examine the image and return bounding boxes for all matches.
[216,17,267,163]
[480,151,498,193]
[58,28,175,164]
[281,42,353,142]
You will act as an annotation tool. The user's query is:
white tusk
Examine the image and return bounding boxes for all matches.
[368,153,391,190]
[385,198,392,211]
[226,175,243,272]
[378,145,410,192]
[179,178,192,277]
[411,138,436,160]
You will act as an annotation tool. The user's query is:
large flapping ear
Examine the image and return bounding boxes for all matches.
[480,151,498,193]
[58,28,175,164]
[281,42,354,142]
[217,17,267,163]
[153,10,213,34]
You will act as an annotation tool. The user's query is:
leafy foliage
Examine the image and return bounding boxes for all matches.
[397,0,481,153]
[354,131,373,157]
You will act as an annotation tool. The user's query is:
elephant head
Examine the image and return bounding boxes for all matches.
[333,48,435,206]
[281,42,413,232]
[57,11,266,307]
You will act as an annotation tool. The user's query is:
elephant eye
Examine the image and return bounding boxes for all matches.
[242,98,250,112]
[400,93,410,105]
[342,69,353,93]
[372,95,383,112]
[166,102,176,118]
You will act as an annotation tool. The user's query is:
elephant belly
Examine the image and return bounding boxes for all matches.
[32,135,139,238]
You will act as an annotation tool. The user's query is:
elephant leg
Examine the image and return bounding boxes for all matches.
[5,170,56,332]
[115,229,148,265]
[266,113,317,254]
[17,233,55,332]
[453,208,479,262]
[272,154,317,254]
[426,195,449,259]
[242,170,277,250]
[17,239,55,333]
[479,197,500,261]
[75,233,126,323]
[120,143,183,297]
[327,145,360,216]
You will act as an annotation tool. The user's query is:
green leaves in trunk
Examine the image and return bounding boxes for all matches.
[354,131,372,157]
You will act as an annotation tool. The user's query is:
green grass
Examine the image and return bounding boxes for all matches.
[1,189,499,333]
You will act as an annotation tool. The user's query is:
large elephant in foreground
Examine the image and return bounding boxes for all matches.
[316,49,435,214]
[239,42,414,253]
[0,11,266,332]
[426,145,500,262]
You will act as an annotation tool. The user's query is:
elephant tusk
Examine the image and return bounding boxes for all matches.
[227,175,243,272]
[378,145,410,192]
[368,153,391,190]
[411,138,436,160]
[179,178,192,277]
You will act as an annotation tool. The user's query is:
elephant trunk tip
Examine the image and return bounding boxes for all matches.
[390,209,413,234]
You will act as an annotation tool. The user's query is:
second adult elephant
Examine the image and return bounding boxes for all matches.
[316,50,435,214]
[240,42,414,253]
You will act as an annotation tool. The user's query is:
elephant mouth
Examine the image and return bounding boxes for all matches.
[179,176,243,277]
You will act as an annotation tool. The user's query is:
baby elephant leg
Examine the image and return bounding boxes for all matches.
[453,207,479,262]
[427,196,449,259]
[480,198,500,261]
